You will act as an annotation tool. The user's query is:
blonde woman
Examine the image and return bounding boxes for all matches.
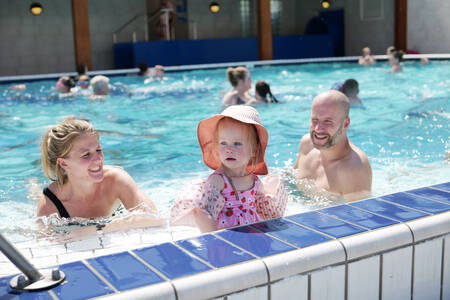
[37,117,164,232]
[222,67,256,105]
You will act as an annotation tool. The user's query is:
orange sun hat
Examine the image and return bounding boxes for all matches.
[197,105,268,175]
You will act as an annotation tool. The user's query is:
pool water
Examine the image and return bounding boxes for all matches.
[0,60,449,242]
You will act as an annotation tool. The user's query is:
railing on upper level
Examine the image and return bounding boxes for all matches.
[113,8,197,44]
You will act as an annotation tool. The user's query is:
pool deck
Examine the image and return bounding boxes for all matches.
[1,181,449,299]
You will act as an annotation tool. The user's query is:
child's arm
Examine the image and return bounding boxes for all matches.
[192,208,217,233]
[255,174,288,220]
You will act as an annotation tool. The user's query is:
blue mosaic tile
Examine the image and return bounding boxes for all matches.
[286,211,366,238]
[380,192,450,214]
[176,234,255,268]
[349,198,429,222]
[0,275,53,299]
[320,204,398,230]
[252,218,332,248]
[51,261,115,300]
[87,251,164,291]
[132,243,211,279]
[431,182,450,192]
[406,187,450,204]
[216,225,295,257]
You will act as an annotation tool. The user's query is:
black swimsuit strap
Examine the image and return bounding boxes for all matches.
[43,187,70,218]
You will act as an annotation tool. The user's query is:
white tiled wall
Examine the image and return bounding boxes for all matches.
[443,235,450,300]
[270,274,308,300]
[413,238,443,300]
[0,0,146,76]
[310,265,345,300]
[227,285,268,300]
[0,0,75,76]
[382,246,412,299]
[348,256,380,300]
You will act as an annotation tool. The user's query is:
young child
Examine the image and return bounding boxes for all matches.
[170,105,287,232]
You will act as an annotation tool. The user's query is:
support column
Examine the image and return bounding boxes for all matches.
[257,0,272,60]
[72,0,92,70]
[395,0,407,51]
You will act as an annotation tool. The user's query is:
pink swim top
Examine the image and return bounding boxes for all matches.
[215,173,261,229]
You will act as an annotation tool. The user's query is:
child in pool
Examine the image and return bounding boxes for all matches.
[170,105,287,232]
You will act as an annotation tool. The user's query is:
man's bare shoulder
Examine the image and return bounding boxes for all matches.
[299,134,314,155]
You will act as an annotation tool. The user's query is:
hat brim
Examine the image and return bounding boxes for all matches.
[197,113,268,175]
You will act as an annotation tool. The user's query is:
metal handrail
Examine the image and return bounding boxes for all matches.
[0,233,65,291]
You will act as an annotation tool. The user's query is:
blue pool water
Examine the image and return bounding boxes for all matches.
[0,60,449,242]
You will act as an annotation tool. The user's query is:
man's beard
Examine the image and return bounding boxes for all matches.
[310,122,344,150]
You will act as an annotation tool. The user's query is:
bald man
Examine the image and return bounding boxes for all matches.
[294,90,372,201]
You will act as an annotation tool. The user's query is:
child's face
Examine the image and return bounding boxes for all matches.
[217,121,254,172]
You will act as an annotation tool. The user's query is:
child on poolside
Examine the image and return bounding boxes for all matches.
[170,105,287,232]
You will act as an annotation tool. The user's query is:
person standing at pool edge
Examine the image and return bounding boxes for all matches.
[294,90,372,201]
[37,118,164,225]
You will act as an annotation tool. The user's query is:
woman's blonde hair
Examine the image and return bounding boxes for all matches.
[214,117,261,173]
[226,67,248,87]
[41,117,98,186]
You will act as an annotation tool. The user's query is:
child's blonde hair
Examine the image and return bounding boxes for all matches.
[41,117,98,186]
[214,117,261,173]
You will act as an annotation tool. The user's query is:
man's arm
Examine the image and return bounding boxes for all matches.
[294,134,312,169]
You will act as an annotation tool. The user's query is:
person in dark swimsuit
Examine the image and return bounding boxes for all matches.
[222,66,256,105]
[37,118,164,228]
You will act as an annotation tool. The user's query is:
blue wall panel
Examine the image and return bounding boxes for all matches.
[114,35,334,69]
[113,43,134,69]
[272,35,333,59]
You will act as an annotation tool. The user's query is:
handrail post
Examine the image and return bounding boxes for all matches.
[0,233,65,291]
[0,234,42,282]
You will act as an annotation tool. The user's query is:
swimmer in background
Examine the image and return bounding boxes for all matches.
[76,74,90,90]
[138,61,152,76]
[331,79,363,107]
[420,57,429,65]
[222,67,255,105]
[90,75,132,100]
[36,118,165,236]
[389,50,404,73]
[386,46,396,66]
[56,76,76,94]
[8,84,27,91]
[247,80,279,105]
[358,47,375,66]
[144,65,165,84]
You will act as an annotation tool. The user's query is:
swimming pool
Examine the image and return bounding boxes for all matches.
[0,59,449,243]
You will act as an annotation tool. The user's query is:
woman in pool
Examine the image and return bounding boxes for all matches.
[389,50,404,73]
[222,67,256,105]
[56,76,76,94]
[37,117,163,226]
[170,105,287,232]
[248,80,279,104]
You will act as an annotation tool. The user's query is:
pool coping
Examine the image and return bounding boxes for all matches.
[1,53,449,83]
[1,181,449,299]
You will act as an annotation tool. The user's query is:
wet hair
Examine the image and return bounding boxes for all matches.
[138,61,149,75]
[41,117,98,187]
[154,65,164,71]
[214,117,261,171]
[255,80,279,103]
[226,67,248,87]
[59,76,75,89]
[76,63,87,75]
[342,79,359,97]
[393,50,404,62]
[387,46,396,55]
[78,74,90,82]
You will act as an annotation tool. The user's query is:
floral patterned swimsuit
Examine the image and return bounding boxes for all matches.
[215,173,261,229]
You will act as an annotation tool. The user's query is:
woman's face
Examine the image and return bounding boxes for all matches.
[237,72,251,92]
[58,133,104,183]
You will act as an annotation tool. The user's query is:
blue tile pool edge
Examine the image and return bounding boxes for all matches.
[1,182,449,299]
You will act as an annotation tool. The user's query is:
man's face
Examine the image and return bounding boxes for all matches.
[309,101,348,150]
